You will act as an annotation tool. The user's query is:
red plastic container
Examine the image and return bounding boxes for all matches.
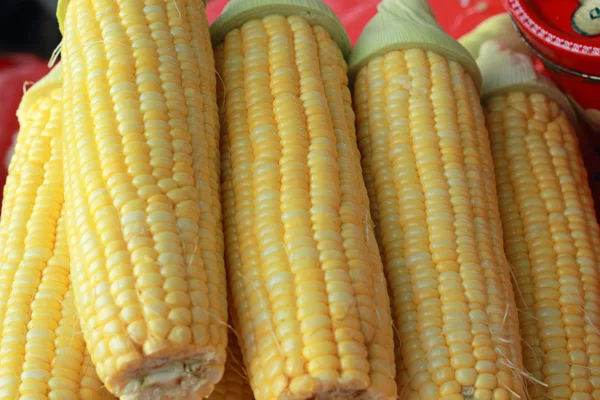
[508,0,600,131]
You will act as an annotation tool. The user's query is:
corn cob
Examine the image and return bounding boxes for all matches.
[461,22,600,399]
[349,1,526,399]
[0,66,115,400]
[212,1,397,399]
[210,49,256,400]
[57,0,227,398]
[207,330,254,400]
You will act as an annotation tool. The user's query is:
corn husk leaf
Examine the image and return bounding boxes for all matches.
[348,0,481,90]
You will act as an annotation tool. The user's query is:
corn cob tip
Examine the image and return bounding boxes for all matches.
[459,13,533,61]
[470,37,576,120]
[460,17,574,117]
[17,62,61,124]
[210,0,350,56]
[347,0,481,89]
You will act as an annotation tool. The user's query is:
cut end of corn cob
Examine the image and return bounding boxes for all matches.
[459,19,576,120]
[113,353,225,400]
[348,0,481,89]
[210,0,351,56]
[216,9,397,400]
[59,0,228,397]
[459,13,533,61]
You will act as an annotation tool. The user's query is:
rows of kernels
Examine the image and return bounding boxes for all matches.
[409,49,475,397]
[0,88,63,397]
[240,17,294,398]
[431,52,482,396]
[353,49,524,399]
[51,289,115,400]
[290,13,362,385]
[60,0,226,394]
[455,60,524,399]
[217,14,396,400]
[191,1,229,351]
[78,353,115,400]
[0,129,22,303]
[263,14,315,391]
[163,0,227,351]
[0,93,48,348]
[486,91,600,399]
[365,52,444,398]
[355,56,410,394]
[486,93,545,399]
[217,27,273,400]
[208,333,254,400]
[62,0,143,382]
[252,16,310,395]
[20,212,68,399]
[314,23,396,395]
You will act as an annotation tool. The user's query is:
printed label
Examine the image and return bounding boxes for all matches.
[572,0,600,36]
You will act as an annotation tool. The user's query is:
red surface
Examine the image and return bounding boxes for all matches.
[207,0,506,44]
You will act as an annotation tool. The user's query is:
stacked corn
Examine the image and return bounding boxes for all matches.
[348,0,526,398]
[461,18,600,399]
[0,65,115,400]
[212,0,397,399]
[56,0,228,397]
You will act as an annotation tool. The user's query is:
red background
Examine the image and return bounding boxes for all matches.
[1,0,599,216]
[206,0,507,42]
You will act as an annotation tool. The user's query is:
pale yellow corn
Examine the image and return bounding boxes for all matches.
[0,70,115,400]
[216,14,397,400]
[485,91,600,399]
[59,0,227,398]
[353,49,525,399]
[208,330,254,400]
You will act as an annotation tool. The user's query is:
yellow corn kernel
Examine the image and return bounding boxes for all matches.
[208,331,254,400]
[58,0,227,398]
[216,11,397,400]
[0,68,115,400]
[485,90,600,399]
[353,49,525,399]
